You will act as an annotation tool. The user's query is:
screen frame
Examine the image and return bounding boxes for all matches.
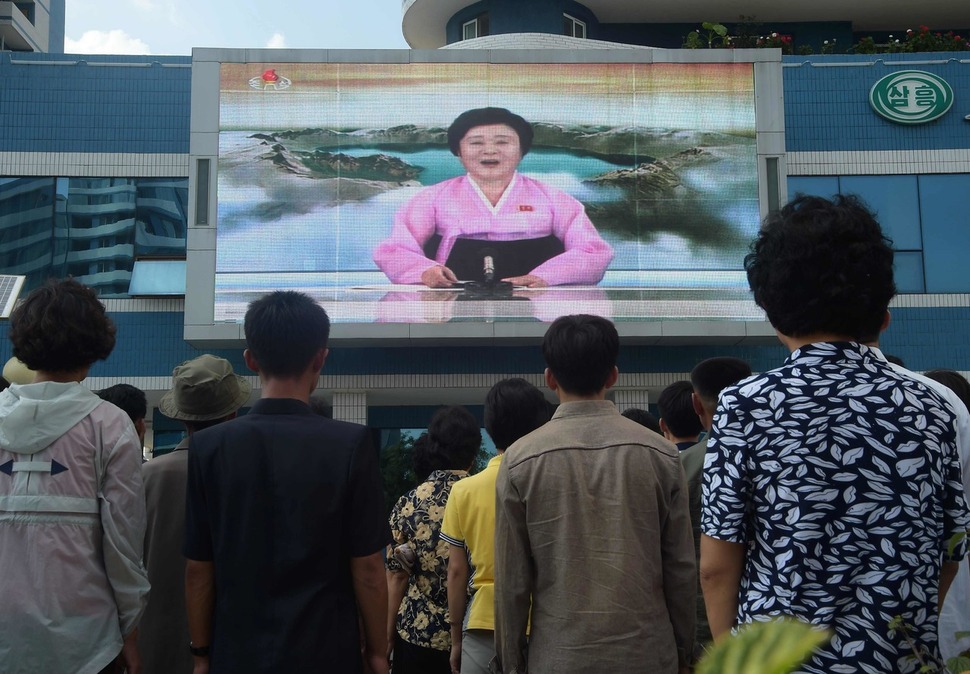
[187,47,785,347]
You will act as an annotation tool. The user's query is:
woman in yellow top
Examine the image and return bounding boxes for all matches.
[440,379,550,674]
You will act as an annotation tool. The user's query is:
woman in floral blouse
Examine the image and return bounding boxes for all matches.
[387,406,481,674]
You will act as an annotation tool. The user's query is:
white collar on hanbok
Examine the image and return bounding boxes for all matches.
[467,172,519,215]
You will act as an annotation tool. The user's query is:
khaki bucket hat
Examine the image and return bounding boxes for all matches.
[159,354,252,421]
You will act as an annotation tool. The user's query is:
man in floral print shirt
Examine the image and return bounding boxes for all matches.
[701,195,970,673]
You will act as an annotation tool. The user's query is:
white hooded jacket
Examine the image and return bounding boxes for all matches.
[0,381,150,674]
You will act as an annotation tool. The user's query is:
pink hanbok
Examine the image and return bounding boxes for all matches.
[374,174,613,285]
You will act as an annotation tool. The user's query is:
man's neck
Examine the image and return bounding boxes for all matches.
[556,390,607,404]
[33,367,89,384]
[777,331,856,353]
[259,375,316,403]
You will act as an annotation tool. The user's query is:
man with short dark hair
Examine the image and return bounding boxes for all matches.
[140,355,251,674]
[680,357,751,660]
[441,379,550,674]
[702,196,969,672]
[494,315,695,674]
[97,383,148,447]
[184,291,390,674]
[657,381,703,451]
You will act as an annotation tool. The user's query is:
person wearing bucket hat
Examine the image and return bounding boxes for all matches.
[374,107,612,289]
[184,291,390,674]
[157,354,251,425]
[139,355,251,674]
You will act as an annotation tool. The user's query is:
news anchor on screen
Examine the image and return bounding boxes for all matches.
[373,107,613,288]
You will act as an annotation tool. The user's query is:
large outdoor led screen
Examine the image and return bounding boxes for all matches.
[213,59,766,324]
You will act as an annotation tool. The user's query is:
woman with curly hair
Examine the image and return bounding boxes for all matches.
[387,406,481,674]
[702,196,968,673]
[0,279,149,674]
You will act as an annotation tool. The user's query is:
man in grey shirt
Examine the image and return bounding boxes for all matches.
[494,314,695,674]
[680,356,751,662]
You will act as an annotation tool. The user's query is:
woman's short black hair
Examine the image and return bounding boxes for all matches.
[10,278,116,373]
[744,194,896,340]
[425,405,481,472]
[412,433,432,483]
[447,107,534,157]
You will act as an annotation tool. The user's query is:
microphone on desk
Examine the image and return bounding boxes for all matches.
[460,247,516,300]
[481,248,497,287]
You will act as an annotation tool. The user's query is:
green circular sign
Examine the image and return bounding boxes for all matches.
[870,70,954,125]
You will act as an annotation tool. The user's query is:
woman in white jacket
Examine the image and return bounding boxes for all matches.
[0,278,150,674]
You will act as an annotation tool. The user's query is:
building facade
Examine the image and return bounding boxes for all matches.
[403,0,970,50]
[1,34,969,451]
[0,0,65,52]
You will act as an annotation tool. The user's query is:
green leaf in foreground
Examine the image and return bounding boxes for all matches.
[696,619,831,674]
[946,655,970,673]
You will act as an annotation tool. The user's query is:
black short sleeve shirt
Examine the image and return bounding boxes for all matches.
[184,398,389,673]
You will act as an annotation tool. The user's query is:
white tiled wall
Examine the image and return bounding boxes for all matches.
[788,150,970,176]
[332,391,368,425]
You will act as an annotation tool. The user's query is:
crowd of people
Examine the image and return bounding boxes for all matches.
[0,193,968,674]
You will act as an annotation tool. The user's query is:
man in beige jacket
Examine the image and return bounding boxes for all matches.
[139,355,251,674]
[494,314,695,674]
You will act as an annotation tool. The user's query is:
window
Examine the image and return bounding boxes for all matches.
[462,14,489,40]
[14,2,35,24]
[129,259,186,296]
[563,13,586,39]
[0,176,188,298]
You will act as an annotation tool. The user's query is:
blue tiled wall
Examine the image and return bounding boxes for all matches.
[2,307,963,379]
[783,53,970,152]
[0,53,191,154]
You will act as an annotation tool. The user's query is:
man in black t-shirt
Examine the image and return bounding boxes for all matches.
[184,291,390,674]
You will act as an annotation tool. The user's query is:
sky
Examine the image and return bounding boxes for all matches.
[65,0,410,55]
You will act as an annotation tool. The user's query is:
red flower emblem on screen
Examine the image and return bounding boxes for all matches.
[518,205,534,212]
[249,70,292,91]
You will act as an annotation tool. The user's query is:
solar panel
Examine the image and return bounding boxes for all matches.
[0,276,26,319]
